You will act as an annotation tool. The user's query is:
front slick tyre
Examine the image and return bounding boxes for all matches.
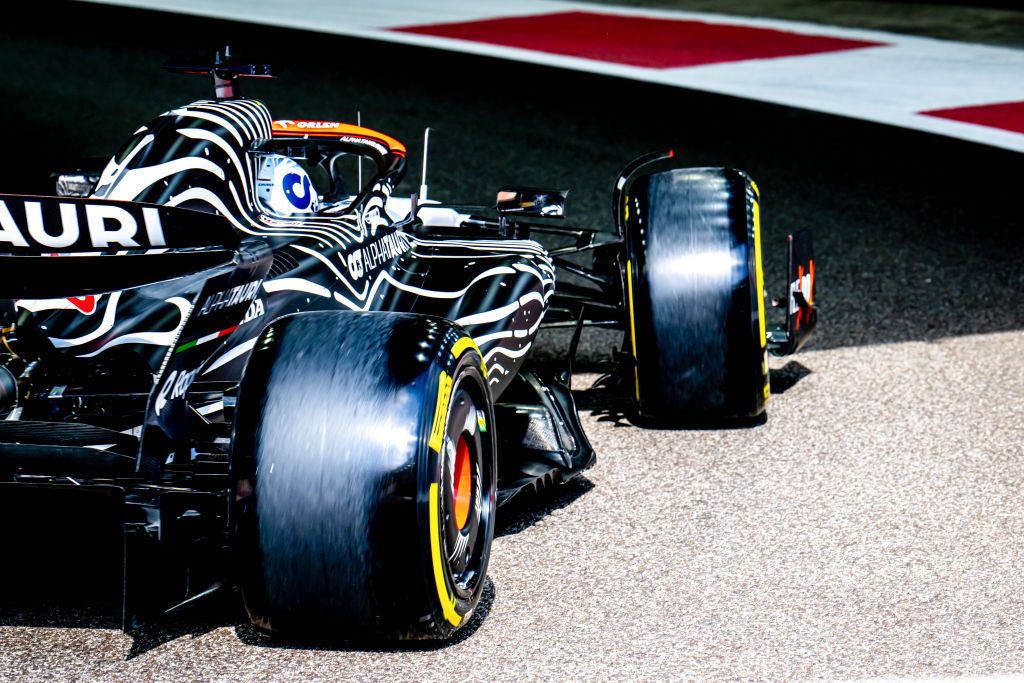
[231,312,496,640]
[622,166,769,422]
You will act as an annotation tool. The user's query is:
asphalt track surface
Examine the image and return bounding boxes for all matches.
[1,3,1022,680]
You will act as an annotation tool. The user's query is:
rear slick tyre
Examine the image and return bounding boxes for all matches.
[231,312,496,640]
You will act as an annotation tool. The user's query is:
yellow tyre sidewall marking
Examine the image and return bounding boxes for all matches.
[626,259,640,403]
[624,193,641,402]
[427,352,466,626]
[429,482,462,627]
[751,191,770,401]
[451,336,487,378]
[428,371,453,454]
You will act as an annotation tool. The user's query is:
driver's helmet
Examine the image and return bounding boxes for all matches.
[255,155,320,215]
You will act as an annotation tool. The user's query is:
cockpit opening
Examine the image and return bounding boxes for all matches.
[250,139,380,217]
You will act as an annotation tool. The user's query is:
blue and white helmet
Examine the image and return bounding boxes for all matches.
[257,155,320,215]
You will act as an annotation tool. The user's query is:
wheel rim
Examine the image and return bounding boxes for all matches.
[440,377,493,600]
[452,435,473,530]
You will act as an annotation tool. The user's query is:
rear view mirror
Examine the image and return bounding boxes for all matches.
[496,187,568,219]
[55,172,100,198]
[52,157,108,197]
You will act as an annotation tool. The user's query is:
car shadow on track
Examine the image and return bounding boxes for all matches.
[0,476,596,658]
[0,502,126,632]
[574,385,766,431]
[0,576,497,660]
[495,476,595,538]
[0,559,498,659]
[88,575,498,657]
[569,359,811,430]
[767,361,813,395]
[231,577,497,653]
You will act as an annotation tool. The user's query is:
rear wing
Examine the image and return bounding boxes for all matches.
[0,194,241,298]
[164,47,272,99]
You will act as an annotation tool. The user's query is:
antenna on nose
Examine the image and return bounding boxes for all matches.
[357,110,364,190]
[420,127,431,202]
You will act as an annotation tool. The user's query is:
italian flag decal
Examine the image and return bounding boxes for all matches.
[176,325,239,353]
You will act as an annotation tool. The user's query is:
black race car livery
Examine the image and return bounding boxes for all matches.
[0,57,815,639]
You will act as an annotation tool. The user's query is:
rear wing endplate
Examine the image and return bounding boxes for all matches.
[768,229,817,356]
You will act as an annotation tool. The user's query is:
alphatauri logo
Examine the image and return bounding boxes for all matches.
[0,199,167,250]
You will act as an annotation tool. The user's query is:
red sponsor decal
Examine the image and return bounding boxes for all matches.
[67,296,96,315]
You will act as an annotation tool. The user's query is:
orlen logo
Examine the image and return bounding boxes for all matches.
[298,121,341,129]
[0,200,167,250]
[273,120,341,130]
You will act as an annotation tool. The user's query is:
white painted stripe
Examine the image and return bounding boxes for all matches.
[518,291,544,307]
[473,330,513,345]
[103,156,225,202]
[380,265,516,300]
[455,300,519,326]
[194,328,223,346]
[16,299,82,313]
[513,262,555,286]
[177,127,247,179]
[196,400,224,415]
[332,290,361,311]
[411,235,549,256]
[263,277,331,298]
[484,341,532,363]
[169,107,243,145]
[192,101,257,140]
[202,337,258,374]
[95,134,153,191]
[76,331,179,357]
[289,243,369,300]
[48,292,122,348]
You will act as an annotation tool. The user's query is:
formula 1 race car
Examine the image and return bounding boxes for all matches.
[0,54,815,639]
